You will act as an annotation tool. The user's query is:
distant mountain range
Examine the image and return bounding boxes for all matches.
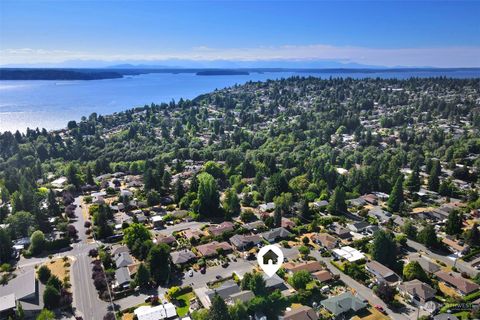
[1,58,414,69]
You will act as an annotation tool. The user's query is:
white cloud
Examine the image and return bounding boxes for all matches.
[1,44,479,67]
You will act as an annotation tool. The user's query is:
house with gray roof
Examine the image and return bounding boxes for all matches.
[115,267,131,289]
[230,234,262,251]
[242,220,266,233]
[398,279,436,305]
[261,227,293,243]
[408,255,441,274]
[0,294,16,318]
[170,250,197,265]
[227,290,255,305]
[0,270,40,315]
[115,252,134,268]
[365,260,400,284]
[205,280,241,302]
[320,292,367,317]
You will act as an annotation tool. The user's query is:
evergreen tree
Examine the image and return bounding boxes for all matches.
[147,243,171,285]
[403,261,429,283]
[47,189,61,217]
[370,230,397,268]
[196,172,220,217]
[327,186,347,215]
[417,224,438,248]
[43,285,60,309]
[445,211,463,236]
[0,229,12,264]
[134,263,150,288]
[299,199,312,221]
[65,163,81,189]
[402,221,417,240]
[465,223,480,246]
[174,179,185,204]
[86,165,95,185]
[405,166,421,193]
[162,170,172,195]
[388,175,404,212]
[428,161,441,192]
[208,294,231,320]
[222,188,240,219]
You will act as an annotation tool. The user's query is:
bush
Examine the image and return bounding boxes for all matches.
[43,285,61,309]
[37,265,52,284]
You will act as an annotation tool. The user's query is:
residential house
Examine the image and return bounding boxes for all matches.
[312,233,338,250]
[283,261,323,274]
[368,207,391,224]
[208,221,235,237]
[196,241,232,257]
[134,303,177,320]
[347,221,370,233]
[205,280,241,304]
[242,220,266,233]
[313,200,329,209]
[408,255,441,274]
[280,305,318,320]
[398,279,436,305]
[332,246,365,263]
[281,218,296,230]
[226,290,255,305]
[170,250,197,265]
[442,237,470,255]
[263,274,289,292]
[114,267,131,289]
[329,223,352,239]
[259,202,275,212]
[0,294,16,319]
[321,292,367,317]
[348,197,366,207]
[115,252,134,268]
[0,270,40,317]
[435,271,480,295]
[155,235,176,246]
[230,234,262,251]
[183,229,204,241]
[362,194,378,205]
[261,227,293,243]
[151,215,164,229]
[313,270,334,283]
[365,260,400,284]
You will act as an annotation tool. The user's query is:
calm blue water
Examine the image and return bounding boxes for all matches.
[1,70,479,133]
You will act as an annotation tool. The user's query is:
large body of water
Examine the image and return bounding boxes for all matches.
[1,70,479,133]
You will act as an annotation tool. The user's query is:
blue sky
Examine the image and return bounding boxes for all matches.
[1,0,479,67]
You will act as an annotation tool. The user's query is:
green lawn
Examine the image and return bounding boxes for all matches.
[176,292,195,317]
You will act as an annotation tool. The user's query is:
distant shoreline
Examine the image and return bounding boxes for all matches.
[1,67,480,81]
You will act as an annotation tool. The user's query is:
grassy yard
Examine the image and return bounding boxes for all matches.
[176,292,195,317]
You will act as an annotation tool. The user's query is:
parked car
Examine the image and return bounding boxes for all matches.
[374,305,385,313]
[188,270,194,277]
[145,295,158,303]
[215,275,222,280]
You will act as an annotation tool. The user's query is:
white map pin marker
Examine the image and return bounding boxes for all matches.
[258,245,284,277]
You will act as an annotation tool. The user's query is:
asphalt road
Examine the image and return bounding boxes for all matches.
[70,196,110,320]
[405,238,478,277]
[310,252,414,320]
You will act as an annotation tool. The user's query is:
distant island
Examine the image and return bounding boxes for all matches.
[196,69,250,76]
[0,68,123,80]
[1,67,480,80]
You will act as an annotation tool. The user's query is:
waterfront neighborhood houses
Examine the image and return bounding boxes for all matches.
[0,77,479,320]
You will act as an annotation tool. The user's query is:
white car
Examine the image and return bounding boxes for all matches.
[188,270,194,277]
